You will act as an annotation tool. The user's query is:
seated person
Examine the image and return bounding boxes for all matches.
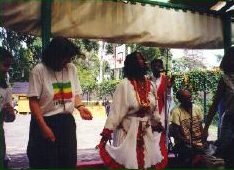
[170,89,204,167]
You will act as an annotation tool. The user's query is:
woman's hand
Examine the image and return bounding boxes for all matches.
[2,103,15,122]
[78,106,93,120]
[134,106,151,117]
[41,125,56,142]
[99,128,113,146]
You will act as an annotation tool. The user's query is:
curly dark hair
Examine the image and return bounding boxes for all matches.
[150,58,163,68]
[42,37,82,71]
[0,47,13,62]
[123,51,148,79]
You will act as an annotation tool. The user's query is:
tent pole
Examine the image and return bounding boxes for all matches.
[164,49,169,146]
[222,12,232,53]
[41,0,52,51]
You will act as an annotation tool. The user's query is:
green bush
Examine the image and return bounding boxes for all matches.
[172,68,221,125]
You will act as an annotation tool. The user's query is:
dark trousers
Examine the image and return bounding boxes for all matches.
[0,125,6,169]
[27,113,77,169]
[0,111,6,169]
[175,143,204,168]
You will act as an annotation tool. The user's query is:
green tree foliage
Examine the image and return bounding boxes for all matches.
[173,68,221,124]
[173,69,221,95]
[0,28,40,81]
[73,39,99,53]
[11,49,36,81]
[72,39,100,100]
[98,79,120,98]
[172,57,206,73]
[76,60,99,99]
[128,44,172,63]
[105,43,114,54]
[0,28,100,85]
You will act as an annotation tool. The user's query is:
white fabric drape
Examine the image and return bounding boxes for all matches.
[1,1,223,49]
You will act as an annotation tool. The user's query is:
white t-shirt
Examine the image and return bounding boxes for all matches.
[28,63,82,116]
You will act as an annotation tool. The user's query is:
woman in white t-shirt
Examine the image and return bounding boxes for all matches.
[27,37,93,169]
[0,47,15,169]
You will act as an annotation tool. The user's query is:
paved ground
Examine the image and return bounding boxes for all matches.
[4,111,106,169]
[7,149,102,169]
[4,111,217,169]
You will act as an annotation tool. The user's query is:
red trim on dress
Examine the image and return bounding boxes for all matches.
[130,77,151,108]
[155,75,168,169]
[137,122,145,169]
[130,78,151,168]
[98,78,154,169]
[157,75,167,114]
[155,131,168,170]
[98,142,124,169]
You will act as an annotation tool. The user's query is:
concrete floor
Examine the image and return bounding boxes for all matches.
[4,112,217,169]
[4,113,106,169]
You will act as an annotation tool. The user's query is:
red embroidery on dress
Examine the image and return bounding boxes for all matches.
[137,122,145,169]
[130,77,151,108]
[130,78,152,168]
[155,75,168,169]
[98,142,124,169]
[157,75,167,114]
[155,131,168,170]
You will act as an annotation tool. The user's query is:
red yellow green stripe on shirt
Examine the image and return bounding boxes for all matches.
[53,82,72,100]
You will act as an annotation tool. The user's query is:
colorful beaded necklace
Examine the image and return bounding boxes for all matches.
[130,77,151,107]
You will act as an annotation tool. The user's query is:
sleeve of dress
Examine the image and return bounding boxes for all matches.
[104,79,130,131]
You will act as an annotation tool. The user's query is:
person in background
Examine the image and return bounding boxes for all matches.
[105,100,110,116]
[0,47,16,168]
[150,58,174,169]
[170,89,204,167]
[97,51,164,169]
[27,37,93,169]
[203,46,234,168]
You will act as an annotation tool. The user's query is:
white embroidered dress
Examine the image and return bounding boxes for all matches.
[100,78,163,169]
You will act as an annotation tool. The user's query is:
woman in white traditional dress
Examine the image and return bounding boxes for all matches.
[98,51,164,169]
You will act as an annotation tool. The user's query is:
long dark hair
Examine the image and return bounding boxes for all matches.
[123,51,148,79]
[42,37,81,71]
[0,47,13,88]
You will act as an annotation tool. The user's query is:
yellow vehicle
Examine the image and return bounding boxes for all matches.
[16,95,30,114]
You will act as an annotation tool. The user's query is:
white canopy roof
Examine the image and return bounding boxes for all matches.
[1,1,224,49]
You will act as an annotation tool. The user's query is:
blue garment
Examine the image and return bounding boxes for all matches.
[217,99,225,138]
